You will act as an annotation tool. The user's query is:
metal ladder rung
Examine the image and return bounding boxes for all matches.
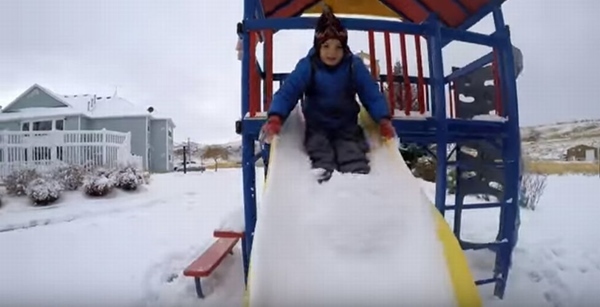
[460,240,509,251]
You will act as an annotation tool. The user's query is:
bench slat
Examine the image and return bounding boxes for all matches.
[213,230,244,238]
[183,238,239,277]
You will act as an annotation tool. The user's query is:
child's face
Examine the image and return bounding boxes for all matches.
[319,39,344,66]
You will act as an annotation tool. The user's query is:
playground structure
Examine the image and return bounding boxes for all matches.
[184,0,522,304]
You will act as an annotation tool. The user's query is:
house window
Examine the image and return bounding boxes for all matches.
[21,119,65,131]
[33,120,52,131]
[55,119,64,130]
[168,129,172,138]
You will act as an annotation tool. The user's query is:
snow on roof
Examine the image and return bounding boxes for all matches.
[0,84,174,126]
[61,94,155,118]
[0,107,82,121]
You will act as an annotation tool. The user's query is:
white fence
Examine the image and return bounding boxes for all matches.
[0,129,144,179]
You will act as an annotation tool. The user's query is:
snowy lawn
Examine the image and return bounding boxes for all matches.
[0,170,598,306]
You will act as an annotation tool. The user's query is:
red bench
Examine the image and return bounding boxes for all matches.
[213,230,244,239]
[183,237,240,298]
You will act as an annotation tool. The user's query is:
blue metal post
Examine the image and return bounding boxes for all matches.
[426,16,449,216]
[241,0,258,285]
[491,6,521,299]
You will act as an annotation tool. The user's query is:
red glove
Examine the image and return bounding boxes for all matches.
[260,115,282,143]
[379,119,396,139]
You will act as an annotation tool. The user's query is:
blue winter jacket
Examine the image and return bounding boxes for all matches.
[267,48,390,130]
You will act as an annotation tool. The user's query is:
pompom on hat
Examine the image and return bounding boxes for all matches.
[313,4,349,51]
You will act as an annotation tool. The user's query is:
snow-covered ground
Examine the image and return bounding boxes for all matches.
[0,169,599,306]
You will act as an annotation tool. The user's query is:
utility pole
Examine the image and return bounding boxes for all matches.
[187,137,191,160]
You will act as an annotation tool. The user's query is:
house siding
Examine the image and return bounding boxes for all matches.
[167,121,174,171]
[64,116,80,130]
[0,122,20,131]
[0,115,81,131]
[89,117,149,169]
[4,88,67,112]
[149,119,169,172]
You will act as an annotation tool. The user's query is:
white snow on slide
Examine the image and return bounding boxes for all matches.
[248,108,457,307]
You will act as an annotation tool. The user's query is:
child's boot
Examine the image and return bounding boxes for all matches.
[311,168,333,183]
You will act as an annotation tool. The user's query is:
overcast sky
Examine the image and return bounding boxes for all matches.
[1,0,598,143]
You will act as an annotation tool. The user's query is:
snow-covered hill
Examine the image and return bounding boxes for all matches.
[521,119,600,160]
[174,119,600,163]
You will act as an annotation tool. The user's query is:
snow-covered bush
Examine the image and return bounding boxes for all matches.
[83,173,115,197]
[447,168,457,194]
[142,171,151,185]
[519,173,547,210]
[412,156,436,182]
[52,164,85,191]
[26,177,62,206]
[4,168,40,196]
[113,166,143,191]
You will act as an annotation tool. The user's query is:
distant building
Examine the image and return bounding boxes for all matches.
[565,144,598,162]
[355,51,380,76]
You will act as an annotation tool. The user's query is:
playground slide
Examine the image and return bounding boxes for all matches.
[245,107,482,307]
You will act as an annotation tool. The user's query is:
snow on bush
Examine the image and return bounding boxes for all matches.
[113,166,143,191]
[4,168,40,196]
[26,177,62,206]
[83,173,115,197]
[52,164,85,191]
[519,173,548,210]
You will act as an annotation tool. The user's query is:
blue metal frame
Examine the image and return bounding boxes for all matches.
[238,0,520,300]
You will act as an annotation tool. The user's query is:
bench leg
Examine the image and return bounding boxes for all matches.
[194,277,204,298]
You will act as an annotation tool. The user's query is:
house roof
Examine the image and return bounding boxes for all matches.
[0,84,175,127]
[567,144,597,151]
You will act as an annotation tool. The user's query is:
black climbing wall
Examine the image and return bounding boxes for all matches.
[452,46,523,202]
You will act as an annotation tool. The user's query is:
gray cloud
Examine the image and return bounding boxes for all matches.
[1,0,597,143]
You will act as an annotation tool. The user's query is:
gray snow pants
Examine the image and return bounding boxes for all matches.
[304,124,370,174]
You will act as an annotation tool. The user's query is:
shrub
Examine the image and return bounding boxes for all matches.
[412,156,437,182]
[83,173,115,197]
[142,171,151,184]
[5,168,40,196]
[519,173,548,210]
[53,164,85,191]
[26,178,62,206]
[113,166,142,191]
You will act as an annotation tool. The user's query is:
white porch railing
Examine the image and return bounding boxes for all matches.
[0,129,144,179]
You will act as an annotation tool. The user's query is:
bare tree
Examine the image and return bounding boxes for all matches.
[201,146,229,171]
[519,173,547,210]
[382,60,423,113]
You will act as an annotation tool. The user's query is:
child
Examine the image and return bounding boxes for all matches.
[261,6,396,183]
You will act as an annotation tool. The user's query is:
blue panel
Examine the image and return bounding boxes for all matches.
[491,6,521,299]
[243,117,506,143]
[445,52,493,82]
[440,27,500,47]
[241,0,257,285]
[425,16,448,216]
[245,17,429,35]
[272,72,430,85]
[441,0,507,47]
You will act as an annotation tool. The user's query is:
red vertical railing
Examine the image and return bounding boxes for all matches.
[383,32,395,115]
[399,33,412,115]
[414,35,426,115]
[264,30,274,112]
[248,32,260,117]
